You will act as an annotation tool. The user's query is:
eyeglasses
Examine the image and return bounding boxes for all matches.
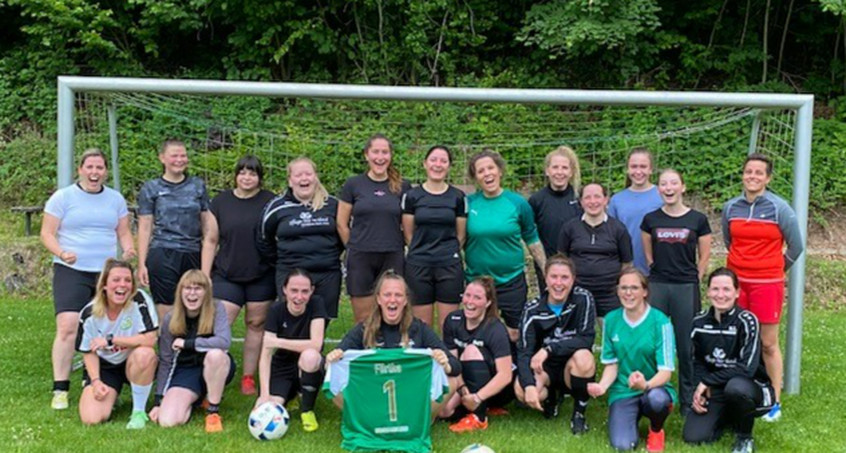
[618,285,642,293]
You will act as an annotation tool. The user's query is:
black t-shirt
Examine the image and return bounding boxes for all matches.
[556,216,633,295]
[442,310,511,360]
[640,208,711,283]
[529,185,583,257]
[339,174,411,252]
[257,191,343,271]
[210,189,275,281]
[264,295,327,365]
[401,185,467,266]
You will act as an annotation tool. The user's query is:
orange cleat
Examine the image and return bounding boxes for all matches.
[646,428,665,452]
[205,413,223,433]
[449,414,488,433]
[241,375,257,395]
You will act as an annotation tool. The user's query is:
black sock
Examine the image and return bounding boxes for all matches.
[300,370,323,412]
[53,380,70,392]
[462,361,493,422]
[206,403,220,414]
[570,375,594,417]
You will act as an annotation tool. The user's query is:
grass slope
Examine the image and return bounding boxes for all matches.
[1,297,843,453]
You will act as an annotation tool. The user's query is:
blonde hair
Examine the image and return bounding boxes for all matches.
[544,146,581,193]
[91,258,137,318]
[79,148,108,169]
[287,157,329,211]
[169,270,215,337]
[363,270,413,348]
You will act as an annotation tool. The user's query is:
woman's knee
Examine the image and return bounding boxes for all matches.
[609,433,637,451]
[569,349,596,374]
[682,421,714,445]
[645,388,672,413]
[158,410,189,428]
[203,349,229,368]
[298,349,322,372]
[129,346,157,368]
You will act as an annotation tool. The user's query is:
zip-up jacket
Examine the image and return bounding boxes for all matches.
[722,190,803,282]
[517,288,596,388]
[690,306,770,388]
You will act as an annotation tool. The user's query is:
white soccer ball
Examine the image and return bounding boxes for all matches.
[248,402,290,441]
[461,444,496,453]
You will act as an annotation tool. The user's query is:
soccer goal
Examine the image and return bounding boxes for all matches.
[56,76,813,394]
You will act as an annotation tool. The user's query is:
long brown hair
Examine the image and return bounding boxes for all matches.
[169,270,215,337]
[363,270,413,348]
[287,157,330,211]
[466,276,499,324]
[364,134,402,194]
[92,258,137,318]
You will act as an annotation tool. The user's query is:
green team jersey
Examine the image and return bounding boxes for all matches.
[465,190,540,284]
[600,306,678,406]
[323,348,449,453]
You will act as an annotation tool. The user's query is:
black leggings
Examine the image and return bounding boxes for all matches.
[683,377,773,443]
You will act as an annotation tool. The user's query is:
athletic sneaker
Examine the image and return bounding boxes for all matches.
[301,411,319,432]
[126,410,149,430]
[762,403,781,422]
[542,391,560,419]
[241,375,257,395]
[570,412,589,435]
[51,390,69,410]
[731,436,755,453]
[646,428,665,452]
[205,413,223,433]
[449,414,488,433]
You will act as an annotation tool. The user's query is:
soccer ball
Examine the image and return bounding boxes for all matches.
[461,444,495,453]
[248,402,290,441]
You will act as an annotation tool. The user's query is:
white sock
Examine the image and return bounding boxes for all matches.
[131,383,152,413]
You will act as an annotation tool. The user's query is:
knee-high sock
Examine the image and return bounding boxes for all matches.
[300,369,323,412]
[130,382,152,413]
[462,361,493,421]
[570,375,594,416]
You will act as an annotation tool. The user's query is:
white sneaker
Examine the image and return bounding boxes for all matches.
[761,403,781,422]
[51,390,69,410]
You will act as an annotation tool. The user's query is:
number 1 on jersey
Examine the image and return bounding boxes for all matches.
[382,379,398,422]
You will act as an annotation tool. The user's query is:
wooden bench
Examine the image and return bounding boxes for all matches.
[11,205,139,236]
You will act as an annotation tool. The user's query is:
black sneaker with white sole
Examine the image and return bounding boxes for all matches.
[731,436,755,453]
[570,412,589,435]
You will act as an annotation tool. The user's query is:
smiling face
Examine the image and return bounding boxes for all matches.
[627,152,653,188]
[580,183,607,217]
[288,160,317,202]
[617,272,648,312]
[159,144,188,177]
[283,274,314,315]
[377,279,408,325]
[78,155,107,193]
[236,168,260,192]
[658,170,685,206]
[365,138,392,178]
[104,267,133,307]
[546,155,573,191]
[545,263,575,303]
[180,282,206,315]
[424,148,451,183]
[461,282,490,322]
[742,160,772,197]
[708,275,739,313]
[474,157,503,196]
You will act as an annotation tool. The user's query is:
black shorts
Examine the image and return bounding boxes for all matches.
[83,357,128,394]
[168,353,236,397]
[146,247,201,305]
[405,261,464,305]
[269,360,301,402]
[276,268,343,319]
[345,249,404,297]
[542,355,573,393]
[212,272,276,306]
[52,263,98,314]
[495,273,528,329]
[591,290,620,317]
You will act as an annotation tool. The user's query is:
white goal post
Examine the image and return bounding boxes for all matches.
[56,76,813,394]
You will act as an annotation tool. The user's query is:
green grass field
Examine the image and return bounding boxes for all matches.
[1,296,844,453]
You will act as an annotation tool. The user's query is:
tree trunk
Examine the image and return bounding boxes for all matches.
[777,0,795,81]
[762,0,771,83]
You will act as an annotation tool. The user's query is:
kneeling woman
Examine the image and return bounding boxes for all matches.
[150,270,234,433]
[588,266,676,452]
[683,268,775,453]
[77,258,158,428]
[256,269,327,432]
[440,277,512,433]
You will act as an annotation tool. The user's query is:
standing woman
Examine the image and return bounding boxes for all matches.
[337,134,411,322]
[137,139,216,321]
[528,146,583,294]
[608,147,663,275]
[557,182,633,319]
[256,269,327,432]
[205,156,275,395]
[41,148,136,410]
[641,168,712,413]
[150,270,234,433]
[440,277,512,433]
[683,268,776,453]
[588,266,676,452]
[465,149,546,342]
[721,153,803,422]
[402,145,467,328]
[259,157,343,321]
[77,259,158,428]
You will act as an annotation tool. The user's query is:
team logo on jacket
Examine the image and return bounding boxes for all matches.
[655,228,690,243]
[374,190,386,197]
[713,348,726,360]
[120,318,133,330]
[300,212,312,220]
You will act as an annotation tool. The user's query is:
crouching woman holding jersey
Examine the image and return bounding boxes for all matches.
[150,270,235,433]
[683,268,776,453]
